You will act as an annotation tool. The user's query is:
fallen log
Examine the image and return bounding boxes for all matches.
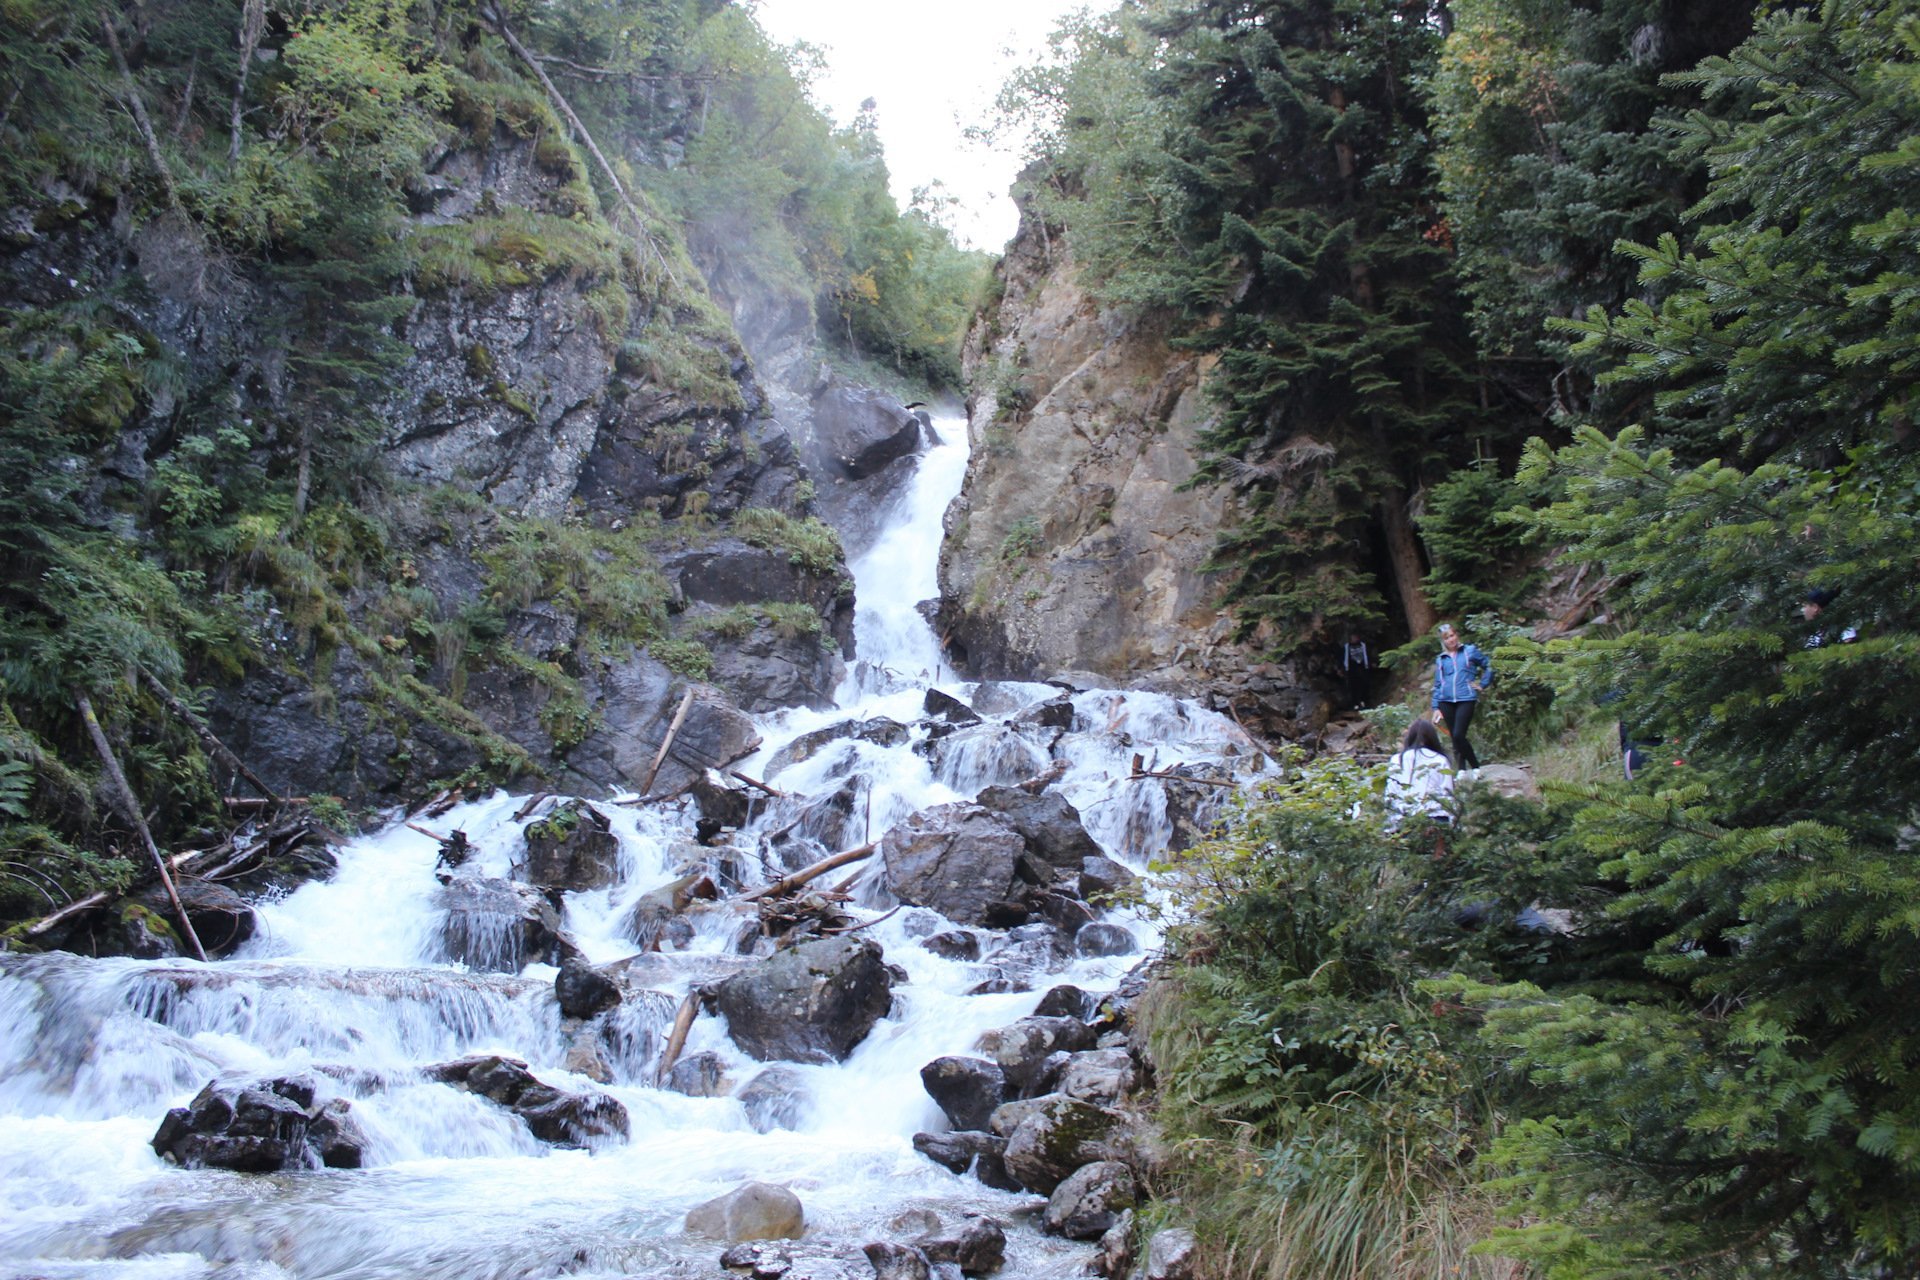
[822,905,901,937]
[653,989,704,1087]
[512,793,552,822]
[138,667,282,804]
[640,689,697,796]
[74,691,208,962]
[1128,763,1239,788]
[729,770,789,799]
[740,841,878,903]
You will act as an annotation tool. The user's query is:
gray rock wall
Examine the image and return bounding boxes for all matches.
[938,193,1322,739]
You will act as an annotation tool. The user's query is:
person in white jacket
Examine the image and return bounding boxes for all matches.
[1385,718,1456,830]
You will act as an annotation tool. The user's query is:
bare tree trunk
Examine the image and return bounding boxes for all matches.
[740,842,877,903]
[291,423,312,523]
[75,691,209,962]
[101,15,184,214]
[171,53,196,139]
[640,688,696,795]
[1378,484,1437,636]
[229,0,266,163]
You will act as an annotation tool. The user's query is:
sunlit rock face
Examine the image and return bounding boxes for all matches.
[938,184,1324,741]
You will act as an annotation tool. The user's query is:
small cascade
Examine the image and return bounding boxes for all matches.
[0,416,1272,1279]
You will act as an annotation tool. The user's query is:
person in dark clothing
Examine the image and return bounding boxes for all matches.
[1339,633,1372,709]
[1430,621,1493,773]
[1802,586,1857,648]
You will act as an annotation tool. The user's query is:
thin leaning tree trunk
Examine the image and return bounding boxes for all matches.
[480,3,679,287]
[228,0,266,163]
[137,665,282,804]
[75,691,209,962]
[100,15,185,215]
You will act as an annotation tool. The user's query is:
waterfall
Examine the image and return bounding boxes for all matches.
[0,416,1269,1279]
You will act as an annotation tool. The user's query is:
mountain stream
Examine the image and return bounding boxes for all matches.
[0,419,1271,1279]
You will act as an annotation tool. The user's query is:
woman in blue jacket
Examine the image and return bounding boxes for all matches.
[1430,622,1492,772]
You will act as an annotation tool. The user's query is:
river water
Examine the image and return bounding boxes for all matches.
[0,418,1269,1279]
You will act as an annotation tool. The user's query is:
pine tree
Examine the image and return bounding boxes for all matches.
[1472,4,1920,1270]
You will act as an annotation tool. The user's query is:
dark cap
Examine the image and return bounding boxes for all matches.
[1805,587,1837,607]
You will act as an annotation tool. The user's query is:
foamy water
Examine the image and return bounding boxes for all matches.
[0,416,1269,1278]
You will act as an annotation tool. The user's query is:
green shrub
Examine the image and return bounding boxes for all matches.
[730,508,845,575]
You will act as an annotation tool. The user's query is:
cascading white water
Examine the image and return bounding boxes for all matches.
[0,416,1270,1280]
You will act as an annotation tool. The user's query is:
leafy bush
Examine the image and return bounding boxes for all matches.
[1140,760,1556,1280]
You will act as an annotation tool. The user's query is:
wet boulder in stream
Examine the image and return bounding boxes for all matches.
[133,878,256,958]
[736,1064,810,1132]
[764,716,909,779]
[424,1054,628,1146]
[1043,1160,1138,1240]
[976,1016,1098,1097]
[915,1215,1008,1276]
[554,954,621,1019]
[522,801,619,892]
[973,786,1102,883]
[436,876,564,972]
[910,1130,1020,1192]
[879,803,1024,927]
[713,935,894,1063]
[151,1074,368,1172]
[997,1093,1126,1195]
[919,1056,1006,1132]
[686,1180,806,1242]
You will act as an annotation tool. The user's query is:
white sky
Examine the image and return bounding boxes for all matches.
[749,0,1088,251]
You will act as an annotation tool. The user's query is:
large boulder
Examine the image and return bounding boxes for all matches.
[919,1056,1007,1133]
[880,804,1025,927]
[916,1216,1007,1276]
[1056,1048,1139,1108]
[764,716,910,780]
[151,1075,368,1172]
[973,786,1102,881]
[974,1017,1098,1097]
[554,955,621,1020]
[999,1094,1124,1195]
[685,1181,806,1243]
[712,935,895,1063]
[523,802,619,892]
[424,1054,628,1146]
[1042,1161,1137,1240]
[735,1065,810,1133]
[134,878,256,958]
[1078,855,1138,903]
[436,877,563,972]
[1075,922,1138,958]
[665,1050,732,1098]
[911,1130,1020,1192]
[809,383,923,480]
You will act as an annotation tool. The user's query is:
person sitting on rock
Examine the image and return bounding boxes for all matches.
[1385,719,1456,830]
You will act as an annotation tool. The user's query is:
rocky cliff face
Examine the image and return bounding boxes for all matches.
[2,117,886,807]
[938,202,1323,739]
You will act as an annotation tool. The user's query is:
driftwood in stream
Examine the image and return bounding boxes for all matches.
[19,814,330,944]
[641,689,697,796]
[1128,754,1238,788]
[740,841,877,903]
[75,690,208,962]
[653,989,705,1086]
[729,771,790,799]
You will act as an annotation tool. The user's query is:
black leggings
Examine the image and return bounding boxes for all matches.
[1437,700,1480,771]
